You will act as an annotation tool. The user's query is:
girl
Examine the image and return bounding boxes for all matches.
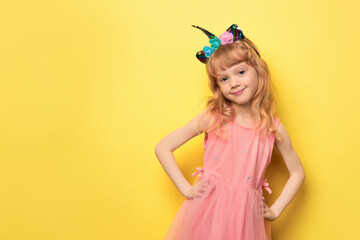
[155,24,305,240]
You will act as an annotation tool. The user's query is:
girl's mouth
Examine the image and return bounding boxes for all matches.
[233,88,246,95]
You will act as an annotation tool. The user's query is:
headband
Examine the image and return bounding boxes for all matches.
[191,24,261,64]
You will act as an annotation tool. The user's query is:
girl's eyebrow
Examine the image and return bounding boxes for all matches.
[217,65,246,78]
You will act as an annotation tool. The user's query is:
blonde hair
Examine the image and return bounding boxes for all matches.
[199,38,283,142]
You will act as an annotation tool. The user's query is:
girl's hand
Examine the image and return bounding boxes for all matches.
[262,199,279,222]
[184,178,210,200]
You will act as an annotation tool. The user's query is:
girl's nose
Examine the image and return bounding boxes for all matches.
[230,77,240,87]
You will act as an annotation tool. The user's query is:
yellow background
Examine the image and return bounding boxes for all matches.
[1,0,359,239]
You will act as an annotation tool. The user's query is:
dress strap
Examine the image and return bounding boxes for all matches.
[262,178,272,194]
[192,167,204,177]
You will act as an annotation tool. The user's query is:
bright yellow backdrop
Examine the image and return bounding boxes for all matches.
[1,0,359,239]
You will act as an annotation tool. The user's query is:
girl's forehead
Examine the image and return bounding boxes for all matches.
[215,61,249,75]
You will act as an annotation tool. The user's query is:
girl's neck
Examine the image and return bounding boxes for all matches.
[233,104,257,126]
[233,103,252,118]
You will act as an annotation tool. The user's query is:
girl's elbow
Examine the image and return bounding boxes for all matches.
[303,170,306,181]
[300,172,305,184]
[155,144,163,157]
[155,144,163,154]
[155,143,170,156]
[291,168,305,182]
[300,165,305,179]
[298,169,305,184]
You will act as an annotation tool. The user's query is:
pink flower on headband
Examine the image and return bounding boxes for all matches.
[218,31,234,45]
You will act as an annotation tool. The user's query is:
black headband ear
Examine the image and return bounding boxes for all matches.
[226,24,245,41]
[224,24,261,58]
[195,50,208,64]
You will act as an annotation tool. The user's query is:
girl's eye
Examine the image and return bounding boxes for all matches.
[219,71,244,82]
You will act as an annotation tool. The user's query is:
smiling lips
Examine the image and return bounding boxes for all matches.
[232,88,246,95]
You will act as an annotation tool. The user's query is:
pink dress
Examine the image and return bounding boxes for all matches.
[164,117,281,240]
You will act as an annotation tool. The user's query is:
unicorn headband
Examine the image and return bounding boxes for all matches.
[191,24,261,64]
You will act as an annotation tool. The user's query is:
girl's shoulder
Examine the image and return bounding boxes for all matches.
[196,108,217,134]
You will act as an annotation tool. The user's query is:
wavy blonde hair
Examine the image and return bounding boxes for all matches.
[198,38,283,142]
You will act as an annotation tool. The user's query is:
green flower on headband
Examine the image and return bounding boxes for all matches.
[209,36,221,50]
[203,46,214,57]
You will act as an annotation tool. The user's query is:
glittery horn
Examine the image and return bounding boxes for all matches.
[191,25,217,64]
[191,25,216,39]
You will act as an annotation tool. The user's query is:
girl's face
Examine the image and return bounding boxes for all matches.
[215,61,259,109]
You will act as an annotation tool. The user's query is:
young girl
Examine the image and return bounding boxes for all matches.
[155,24,305,240]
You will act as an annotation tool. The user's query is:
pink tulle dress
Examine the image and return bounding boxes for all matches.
[164,117,280,240]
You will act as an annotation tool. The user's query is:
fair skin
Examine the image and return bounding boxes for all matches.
[155,62,305,221]
[216,61,259,125]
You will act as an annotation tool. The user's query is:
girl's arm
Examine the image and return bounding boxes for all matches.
[154,109,211,199]
[270,122,306,219]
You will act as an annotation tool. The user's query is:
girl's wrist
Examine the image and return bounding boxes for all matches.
[180,182,192,198]
[270,206,282,219]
